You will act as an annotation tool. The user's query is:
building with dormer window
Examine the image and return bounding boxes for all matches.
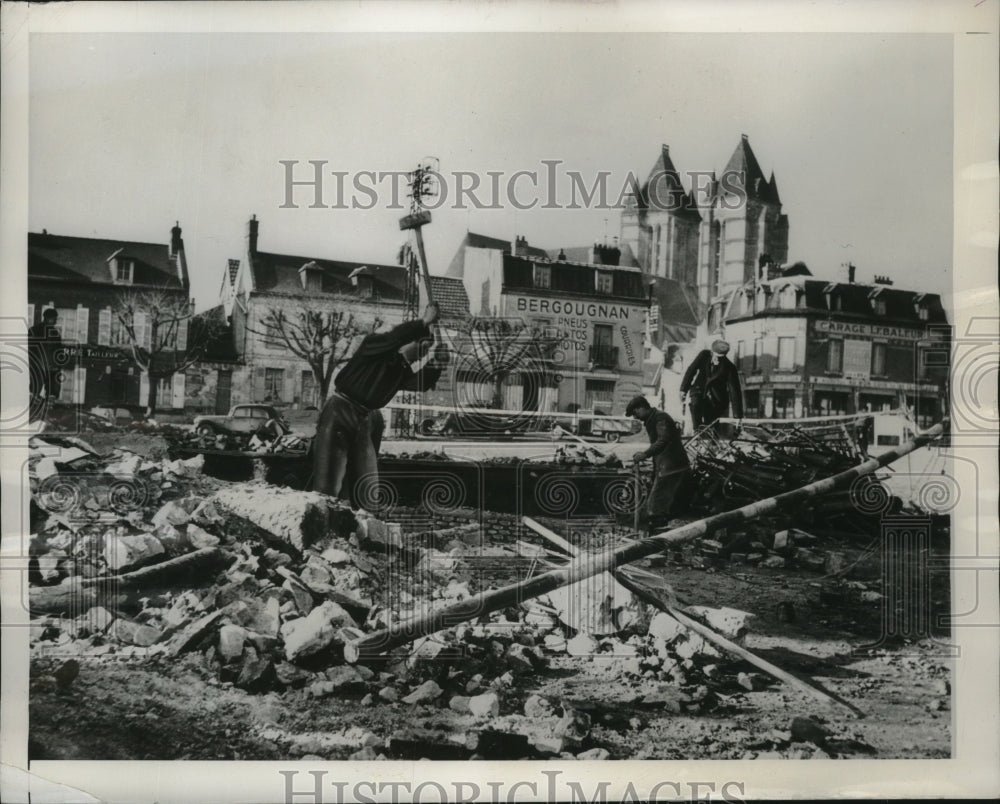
[27,223,192,410]
[224,216,414,409]
[703,269,949,426]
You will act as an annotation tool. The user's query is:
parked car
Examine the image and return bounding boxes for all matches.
[192,405,290,437]
[418,402,550,438]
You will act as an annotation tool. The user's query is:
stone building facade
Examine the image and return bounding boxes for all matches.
[222,216,410,410]
[453,245,648,416]
[704,274,949,427]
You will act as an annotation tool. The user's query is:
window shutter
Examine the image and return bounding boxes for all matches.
[98,308,111,345]
[252,367,266,402]
[133,312,146,349]
[172,373,186,409]
[59,308,77,343]
[28,304,34,326]
[76,306,89,344]
[176,317,188,353]
[59,365,74,403]
[139,372,149,406]
[74,368,87,404]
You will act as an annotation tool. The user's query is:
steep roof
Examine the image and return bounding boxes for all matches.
[721,135,781,204]
[650,276,701,328]
[628,145,702,220]
[723,277,948,325]
[427,275,470,322]
[190,305,239,363]
[28,231,186,289]
[249,250,407,302]
[464,231,549,259]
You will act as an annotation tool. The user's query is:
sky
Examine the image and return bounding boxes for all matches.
[28,32,954,311]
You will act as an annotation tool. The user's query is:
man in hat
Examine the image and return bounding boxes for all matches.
[312,302,448,504]
[626,396,691,531]
[680,339,744,428]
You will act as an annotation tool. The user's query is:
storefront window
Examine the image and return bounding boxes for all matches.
[826,339,843,373]
[772,389,795,419]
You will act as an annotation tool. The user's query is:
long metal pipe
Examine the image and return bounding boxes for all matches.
[344,420,946,662]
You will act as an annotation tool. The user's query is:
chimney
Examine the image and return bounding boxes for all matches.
[248,215,259,256]
[593,243,620,266]
[557,248,567,261]
[847,263,856,284]
[170,221,183,257]
[874,274,894,286]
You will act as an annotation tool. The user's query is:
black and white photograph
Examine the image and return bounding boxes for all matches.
[1,1,997,802]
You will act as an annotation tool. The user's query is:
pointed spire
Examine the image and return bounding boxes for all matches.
[722,135,772,202]
[768,170,781,204]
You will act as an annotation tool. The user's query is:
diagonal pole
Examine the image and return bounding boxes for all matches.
[344,420,947,663]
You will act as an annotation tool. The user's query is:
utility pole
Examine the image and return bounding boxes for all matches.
[396,158,440,437]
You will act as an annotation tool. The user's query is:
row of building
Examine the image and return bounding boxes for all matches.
[26,136,950,427]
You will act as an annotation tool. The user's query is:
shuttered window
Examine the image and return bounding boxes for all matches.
[99,308,112,345]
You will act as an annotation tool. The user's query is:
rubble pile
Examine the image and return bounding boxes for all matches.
[28,440,767,759]
[552,443,623,467]
[686,423,893,521]
[158,425,309,455]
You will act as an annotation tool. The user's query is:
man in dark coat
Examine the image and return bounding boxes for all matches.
[626,396,692,531]
[680,339,744,428]
[313,303,447,505]
[28,308,64,402]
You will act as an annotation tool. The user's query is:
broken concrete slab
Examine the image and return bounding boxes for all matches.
[110,618,163,647]
[308,666,366,697]
[647,612,686,643]
[281,601,357,662]
[151,500,192,529]
[214,484,345,551]
[402,679,443,705]
[468,691,500,719]
[566,633,599,657]
[104,533,165,573]
[682,606,755,641]
[186,524,221,549]
[218,624,248,663]
[546,572,647,637]
[165,610,226,656]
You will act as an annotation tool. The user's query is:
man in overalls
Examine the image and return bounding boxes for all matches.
[312,303,447,506]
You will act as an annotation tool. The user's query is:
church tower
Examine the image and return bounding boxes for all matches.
[619,144,701,300]
[697,135,788,304]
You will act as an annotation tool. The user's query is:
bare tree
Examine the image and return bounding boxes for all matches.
[114,288,222,417]
[458,317,561,409]
[248,300,384,403]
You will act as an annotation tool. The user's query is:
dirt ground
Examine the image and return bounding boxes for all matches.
[29,546,952,762]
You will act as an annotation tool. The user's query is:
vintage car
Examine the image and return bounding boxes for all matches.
[192,404,289,437]
[418,402,552,438]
